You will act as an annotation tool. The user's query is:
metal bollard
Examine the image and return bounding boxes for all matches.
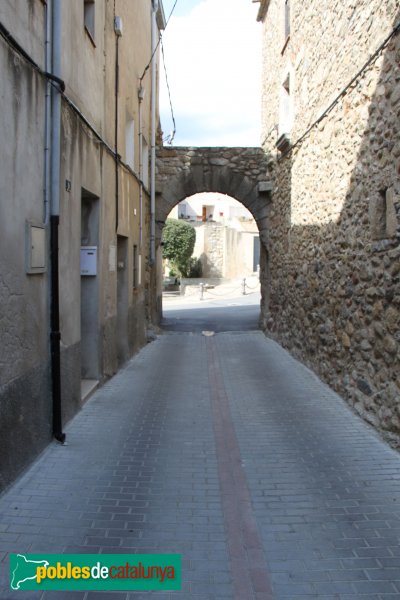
[200,283,204,301]
[242,278,246,295]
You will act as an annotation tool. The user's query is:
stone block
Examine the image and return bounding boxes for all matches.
[385,187,398,238]
[258,181,273,193]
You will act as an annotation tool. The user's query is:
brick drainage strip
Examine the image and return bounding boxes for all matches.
[206,336,273,600]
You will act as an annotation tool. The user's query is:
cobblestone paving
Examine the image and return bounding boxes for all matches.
[0,331,399,599]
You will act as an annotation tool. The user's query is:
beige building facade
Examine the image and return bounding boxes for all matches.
[0,0,164,489]
[257,0,400,438]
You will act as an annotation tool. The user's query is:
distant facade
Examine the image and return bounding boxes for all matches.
[257,0,400,437]
[168,193,260,278]
[0,0,164,489]
[169,192,254,223]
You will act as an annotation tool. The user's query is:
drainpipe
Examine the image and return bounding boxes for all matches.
[43,0,52,225]
[50,0,65,443]
[150,0,158,264]
[138,85,145,249]
[114,31,120,233]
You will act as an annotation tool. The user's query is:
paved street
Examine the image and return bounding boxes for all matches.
[162,280,261,333]
[1,290,400,599]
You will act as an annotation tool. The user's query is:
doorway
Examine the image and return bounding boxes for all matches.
[80,189,100,384]
[117,235,129,366]
[253,236,260,272]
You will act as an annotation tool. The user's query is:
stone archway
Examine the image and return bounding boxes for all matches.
[155,146,272,324]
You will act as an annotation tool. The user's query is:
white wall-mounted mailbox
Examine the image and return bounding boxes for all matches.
[80,246,97,276]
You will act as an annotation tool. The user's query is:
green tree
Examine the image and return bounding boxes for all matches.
[162,219,196,277]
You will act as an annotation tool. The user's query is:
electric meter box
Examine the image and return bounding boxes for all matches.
[80,246,97,276]
[26,221,46,274]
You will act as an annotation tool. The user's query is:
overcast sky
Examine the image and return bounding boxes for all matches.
[159,0,262,147]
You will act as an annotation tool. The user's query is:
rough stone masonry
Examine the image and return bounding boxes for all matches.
[156,3,400,444]
[155,145,273,316]
[259,0,400,442]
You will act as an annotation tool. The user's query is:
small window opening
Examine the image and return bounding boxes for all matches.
[284,0,290,40]
[133,245,138,289]
[376,189,388,239]
[179,203,187,219]
[125,116,135,170]
[142,137,149,187]
[84,0,95,41]
[370,187,397,240]
[279,73,291,136]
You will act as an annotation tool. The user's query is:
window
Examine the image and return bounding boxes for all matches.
[277,72,293,151]
[142,137,149,187]
[179,203,187,219]
[374,189,388,239]
[284,0,290,40]
[125,116,135,170]
[279,73,292,135]
[370,188,397,240]
[133,245,138,288]
[84,0,95,41]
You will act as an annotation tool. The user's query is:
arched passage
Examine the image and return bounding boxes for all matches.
[154,146,272,324]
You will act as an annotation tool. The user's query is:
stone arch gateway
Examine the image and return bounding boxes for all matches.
[154,146,272,323]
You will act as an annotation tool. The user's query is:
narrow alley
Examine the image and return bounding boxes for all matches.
[1,290,399,599]
[1,1,400,597]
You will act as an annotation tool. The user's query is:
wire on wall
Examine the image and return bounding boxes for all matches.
[161,38,176,144]
[279,19,400,159]
[139,0,179,83]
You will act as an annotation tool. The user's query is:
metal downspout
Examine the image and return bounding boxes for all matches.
[115,33,120,233]
[150,0,158,265]
[50,0,65,443]
[138,87,144,250]
[43,0,51,225]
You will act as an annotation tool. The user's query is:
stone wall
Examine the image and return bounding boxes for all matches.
[259,0,399,148]
[156,147,272,241]
[156,146,272,321]
[193,222,224,278]
[190,221,258,279]
[259,1,400,440]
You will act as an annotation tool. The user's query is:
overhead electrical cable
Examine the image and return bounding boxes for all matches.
[278,19,400,158]
[139,0,179,83]
[161,38,176,144]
